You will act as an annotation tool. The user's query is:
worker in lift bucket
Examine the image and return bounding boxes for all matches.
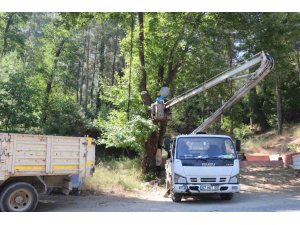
[156,83,170,103]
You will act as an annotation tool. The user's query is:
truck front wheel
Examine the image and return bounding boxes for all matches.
[0,182,39,212]
[171,192,182,202]
[220,193,234,200]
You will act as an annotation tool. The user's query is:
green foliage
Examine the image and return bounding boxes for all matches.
[233,125,252,140]
[42,98,88,136]
[1,12,300,161]
[287,143,297,152]
[0,13,30,55]
[0,52,39,131]
[97,111,157,154]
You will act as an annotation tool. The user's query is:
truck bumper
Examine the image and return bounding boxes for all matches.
[173,183,240,194]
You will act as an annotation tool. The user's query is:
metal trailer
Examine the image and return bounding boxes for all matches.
[0,133,95,212]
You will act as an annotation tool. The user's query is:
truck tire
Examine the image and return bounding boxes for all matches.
[171,192,182,202]
[220,193,234,200]
[0,182,39,212]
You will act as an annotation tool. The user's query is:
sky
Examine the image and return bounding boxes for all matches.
[1,0,300,12]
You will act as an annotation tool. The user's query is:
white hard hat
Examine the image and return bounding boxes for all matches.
[160,86,170,98]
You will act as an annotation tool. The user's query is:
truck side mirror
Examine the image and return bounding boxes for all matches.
[236,140,241,152]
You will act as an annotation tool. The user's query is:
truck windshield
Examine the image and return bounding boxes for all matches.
[176,137,237,159]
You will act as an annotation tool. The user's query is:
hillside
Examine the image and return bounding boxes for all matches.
[243,123,300,156]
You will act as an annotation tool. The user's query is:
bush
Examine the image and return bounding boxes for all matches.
[233,125,252,140]
[97,111,157,155]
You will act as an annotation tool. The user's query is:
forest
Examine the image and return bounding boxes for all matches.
[1,12,300,172]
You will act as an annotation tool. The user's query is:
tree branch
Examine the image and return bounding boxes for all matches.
[138,12,153,106]
[165,13,203,86]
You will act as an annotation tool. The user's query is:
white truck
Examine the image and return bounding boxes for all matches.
[151,51,274,202]
[0,133,95,211]
[165,134,241,202]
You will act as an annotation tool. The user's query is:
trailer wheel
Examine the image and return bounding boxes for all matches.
[171,191,182,202]
[0,182,39,212]
[220,193,234,200]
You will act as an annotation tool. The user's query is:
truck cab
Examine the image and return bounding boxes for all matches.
[165,134,240,202]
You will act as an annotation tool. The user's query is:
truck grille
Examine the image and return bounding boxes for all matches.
[190,178,197,182]
[219,178,226,182]
[189,177,227,183]
[201,178,216,182]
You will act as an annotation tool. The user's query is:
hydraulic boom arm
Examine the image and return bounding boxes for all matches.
[150,51,274,132]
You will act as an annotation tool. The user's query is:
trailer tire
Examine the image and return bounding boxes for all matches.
[0,182,39,212]
[220,193,234,200]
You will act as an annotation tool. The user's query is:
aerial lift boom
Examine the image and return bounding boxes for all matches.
[150,51,274,132]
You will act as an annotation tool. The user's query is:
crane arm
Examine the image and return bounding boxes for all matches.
[165,51,270,109]
[150,51,274,123]
[192,52,274,133]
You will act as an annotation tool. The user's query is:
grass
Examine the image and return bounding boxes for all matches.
[244,129,277,150]
[83,158,143,193]
[243,123,300,154]
[292,125,300,137]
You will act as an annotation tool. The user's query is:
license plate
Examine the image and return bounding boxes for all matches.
[200,184,219,191]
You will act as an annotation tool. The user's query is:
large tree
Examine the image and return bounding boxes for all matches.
[136,13,204,171]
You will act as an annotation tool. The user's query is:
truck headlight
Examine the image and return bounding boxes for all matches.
[229,174,240,184]
[174,173,187,183]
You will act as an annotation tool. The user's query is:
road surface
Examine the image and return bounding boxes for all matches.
[36,167,300,212]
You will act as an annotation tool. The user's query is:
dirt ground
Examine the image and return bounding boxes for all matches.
[245,133,300,155]
[36,166,300,212]
[240,166,300,193]
[82,167,300,200]
[94,166,300,198]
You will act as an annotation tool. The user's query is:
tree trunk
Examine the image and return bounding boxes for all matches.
[138,12,157,172]
[138,12,153,107]
[111,35,118,86]
[141,120,168,174]
[275,75,283,135]
[84,28,91,114]
[259,85,270,132]
[142,130,159,173]
[79,60,85,105]
[79,36,87,106]
[76,61,81,103]
[90,45,97,108]
[95,38,105,114]
[249,87,269,133]
[41,40,65,124]
[296,51,300,79]
[127,13,134,121]
[137,12,197,173]
[1,13,14,57]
